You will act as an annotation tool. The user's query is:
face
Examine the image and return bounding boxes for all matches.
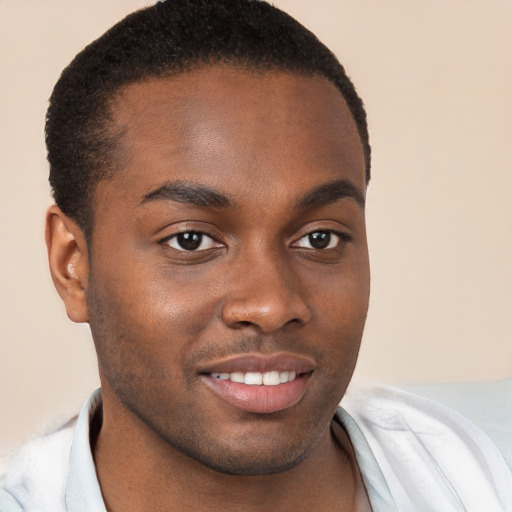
[86,66,370,475]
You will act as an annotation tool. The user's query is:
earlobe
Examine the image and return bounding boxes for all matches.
[45,205,90,323]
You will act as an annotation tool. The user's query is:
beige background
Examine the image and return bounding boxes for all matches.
[1,0,511,456]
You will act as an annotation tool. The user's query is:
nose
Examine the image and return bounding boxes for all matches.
[221,250,312,333]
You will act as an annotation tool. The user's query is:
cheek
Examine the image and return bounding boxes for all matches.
[309,265,369,376]
[96,255,221,328]
[312,259,370,324]
[87,260,223,381]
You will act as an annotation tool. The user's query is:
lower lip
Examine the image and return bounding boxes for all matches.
[202,374,311,414]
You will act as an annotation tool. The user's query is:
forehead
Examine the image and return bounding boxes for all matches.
[101,66,365,207]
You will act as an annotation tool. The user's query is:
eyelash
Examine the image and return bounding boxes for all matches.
[161,229,351,252]
[292,230,352,250]
[162,230,223,252]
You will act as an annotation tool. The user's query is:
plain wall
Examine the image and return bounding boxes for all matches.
[1,0,511,455]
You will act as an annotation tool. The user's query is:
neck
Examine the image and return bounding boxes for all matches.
[93,389,368,512]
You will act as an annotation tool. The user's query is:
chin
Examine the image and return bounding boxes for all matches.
[177,439,314,476]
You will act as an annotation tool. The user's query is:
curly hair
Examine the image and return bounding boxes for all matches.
[46,0,371,238]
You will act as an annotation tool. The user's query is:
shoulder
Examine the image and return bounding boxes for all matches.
[400,379,512,469]
[1,420,76,512]
[341,385,512,512]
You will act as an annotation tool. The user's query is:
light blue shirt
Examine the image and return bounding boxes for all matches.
[0,388,396,511]
[2,385,511,511]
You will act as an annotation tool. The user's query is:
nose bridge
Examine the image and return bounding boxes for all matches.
[221,242,311,332]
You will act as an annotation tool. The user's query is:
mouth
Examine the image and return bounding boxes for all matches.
[209,370,299,385]
[199,353,314,414]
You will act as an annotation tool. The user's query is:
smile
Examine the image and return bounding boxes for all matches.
[199,353,315,414]
[209,370,297,386]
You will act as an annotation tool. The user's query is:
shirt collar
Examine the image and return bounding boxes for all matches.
[334,407,398,512]
[64,388,395,512]
[65,388,106,512]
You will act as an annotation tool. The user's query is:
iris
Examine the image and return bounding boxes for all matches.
[308,231,331,249]
[177,232,202,251]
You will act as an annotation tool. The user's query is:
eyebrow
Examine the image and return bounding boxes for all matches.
[140,181,232,208]
[295,179,365,210]
[139,178,364,211]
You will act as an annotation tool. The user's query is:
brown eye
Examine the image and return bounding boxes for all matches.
[165,231,221,251]
[295,230,340,250]
[177,232,202,250]
[308,231,331,249]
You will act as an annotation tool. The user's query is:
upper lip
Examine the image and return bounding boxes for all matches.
[197,352,316,375]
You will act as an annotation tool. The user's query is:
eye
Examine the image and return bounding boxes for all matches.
[164,231,222,251]
[293,230,347,250]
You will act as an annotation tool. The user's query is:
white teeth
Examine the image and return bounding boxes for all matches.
[263,371,280,386]
[244,372,263,385]
[230,372,245,383]
[211,370,298,385]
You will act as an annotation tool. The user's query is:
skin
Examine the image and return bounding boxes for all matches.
[46,66,371,511]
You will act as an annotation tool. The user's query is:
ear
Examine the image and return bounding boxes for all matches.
[45,205,90,323]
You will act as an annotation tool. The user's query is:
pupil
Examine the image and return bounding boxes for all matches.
[177,232,202,251]
[309,231,330,249]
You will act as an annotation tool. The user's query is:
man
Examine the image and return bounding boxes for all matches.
[1,1,510,510]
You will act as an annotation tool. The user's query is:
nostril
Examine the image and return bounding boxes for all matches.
[230,317,305,331]
[234,320,253,328]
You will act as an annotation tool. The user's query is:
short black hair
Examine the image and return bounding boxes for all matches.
[46,0,371,238]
